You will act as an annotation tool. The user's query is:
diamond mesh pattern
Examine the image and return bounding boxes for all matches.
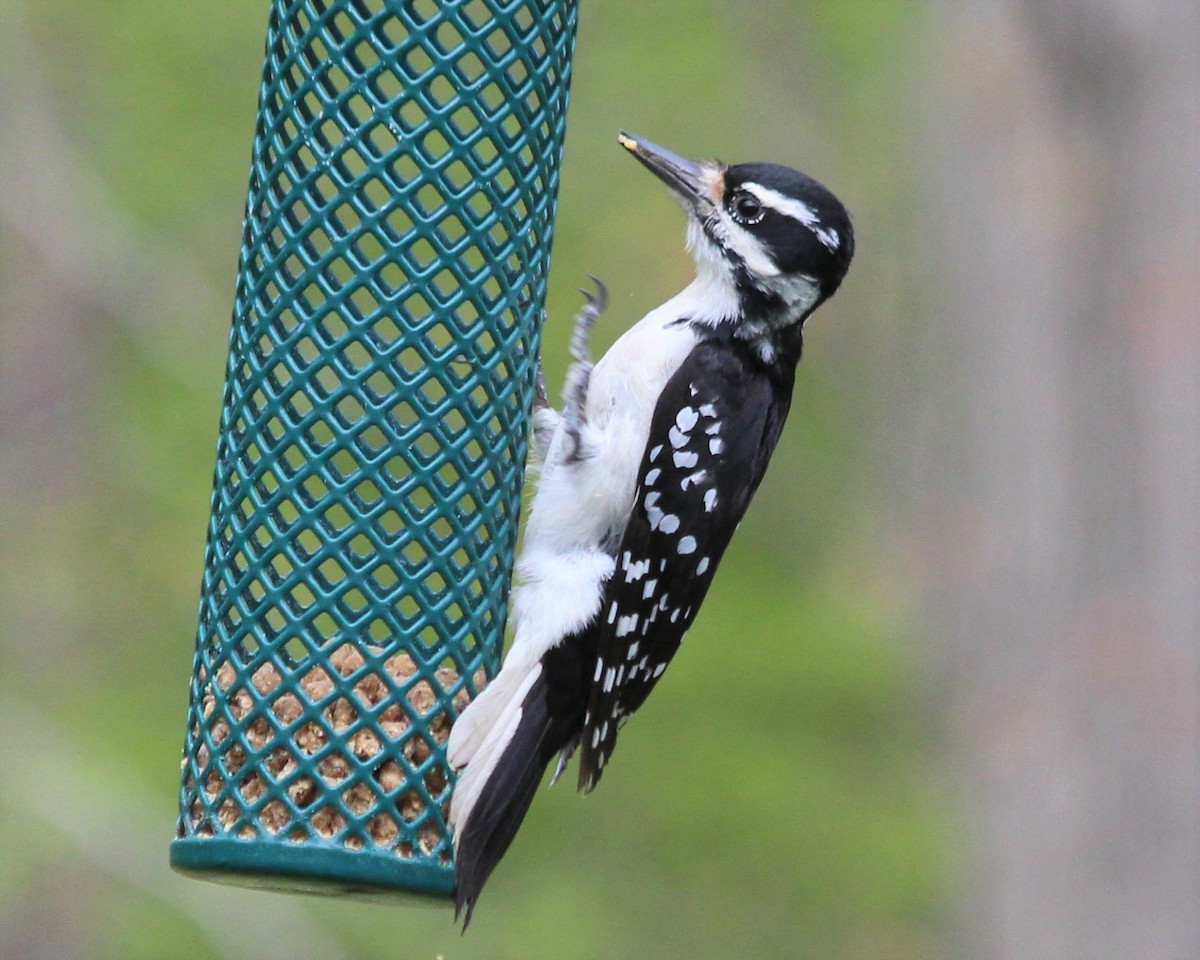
[172,0,579,899]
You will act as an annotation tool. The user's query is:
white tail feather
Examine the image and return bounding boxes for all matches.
[448,662,542,845]
[448,661,528,771]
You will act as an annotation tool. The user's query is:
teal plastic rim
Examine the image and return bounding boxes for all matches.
[172,0,580,898]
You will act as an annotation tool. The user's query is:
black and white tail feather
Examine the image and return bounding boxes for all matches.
[446,132,854,925]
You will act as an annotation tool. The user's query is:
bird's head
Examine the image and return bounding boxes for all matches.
[619,131,854,333]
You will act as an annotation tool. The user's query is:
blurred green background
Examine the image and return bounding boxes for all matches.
[3,0,1195,958]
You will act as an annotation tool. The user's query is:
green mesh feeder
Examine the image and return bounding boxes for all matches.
[171,0,579,901]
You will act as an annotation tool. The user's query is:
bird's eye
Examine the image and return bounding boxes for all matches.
[731,191,764,223]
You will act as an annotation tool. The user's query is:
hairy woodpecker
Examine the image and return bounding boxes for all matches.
[447,131,854,923]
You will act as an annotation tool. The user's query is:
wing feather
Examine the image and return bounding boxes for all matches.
[576,341,792,791]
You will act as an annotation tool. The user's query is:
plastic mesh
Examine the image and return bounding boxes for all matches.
[171,0,579,899]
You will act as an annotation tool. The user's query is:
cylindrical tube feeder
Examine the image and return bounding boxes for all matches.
[171,0,580,900]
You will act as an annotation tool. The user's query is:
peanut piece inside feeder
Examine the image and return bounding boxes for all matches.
[189,644,483,858]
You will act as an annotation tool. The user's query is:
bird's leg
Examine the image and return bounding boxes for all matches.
[549,736,579,787]
[530,360,559,464]
[534,360,549,412]
[560,276,606,463]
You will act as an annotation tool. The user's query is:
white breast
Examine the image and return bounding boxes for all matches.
[508,288,705,661]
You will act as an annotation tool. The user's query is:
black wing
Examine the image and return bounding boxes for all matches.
[576,339,793,792]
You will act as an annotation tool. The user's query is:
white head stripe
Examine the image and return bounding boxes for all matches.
[705,212,779,278]
[722,222,779,277]
[759,271,821,321]
[743,182,841,252]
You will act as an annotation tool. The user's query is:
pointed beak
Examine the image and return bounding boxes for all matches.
[618,131,713,211]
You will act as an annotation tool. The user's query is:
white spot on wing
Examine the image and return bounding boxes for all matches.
[697,556,710,575]
[659,513,679,534]
[642,577,658,600]
[645,467,661,486]
[675,407,699,432]
[677,535,697,555]
[669,426,688,449]
[699,403,717,418]
[681,469,707,491]
[704,489,718,512]
[673,450,699,469]
[709,437,725,455]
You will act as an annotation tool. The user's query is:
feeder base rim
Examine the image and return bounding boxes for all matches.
[170,837,455,905]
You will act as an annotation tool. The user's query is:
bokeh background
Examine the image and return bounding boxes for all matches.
[1,1,1196,958]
